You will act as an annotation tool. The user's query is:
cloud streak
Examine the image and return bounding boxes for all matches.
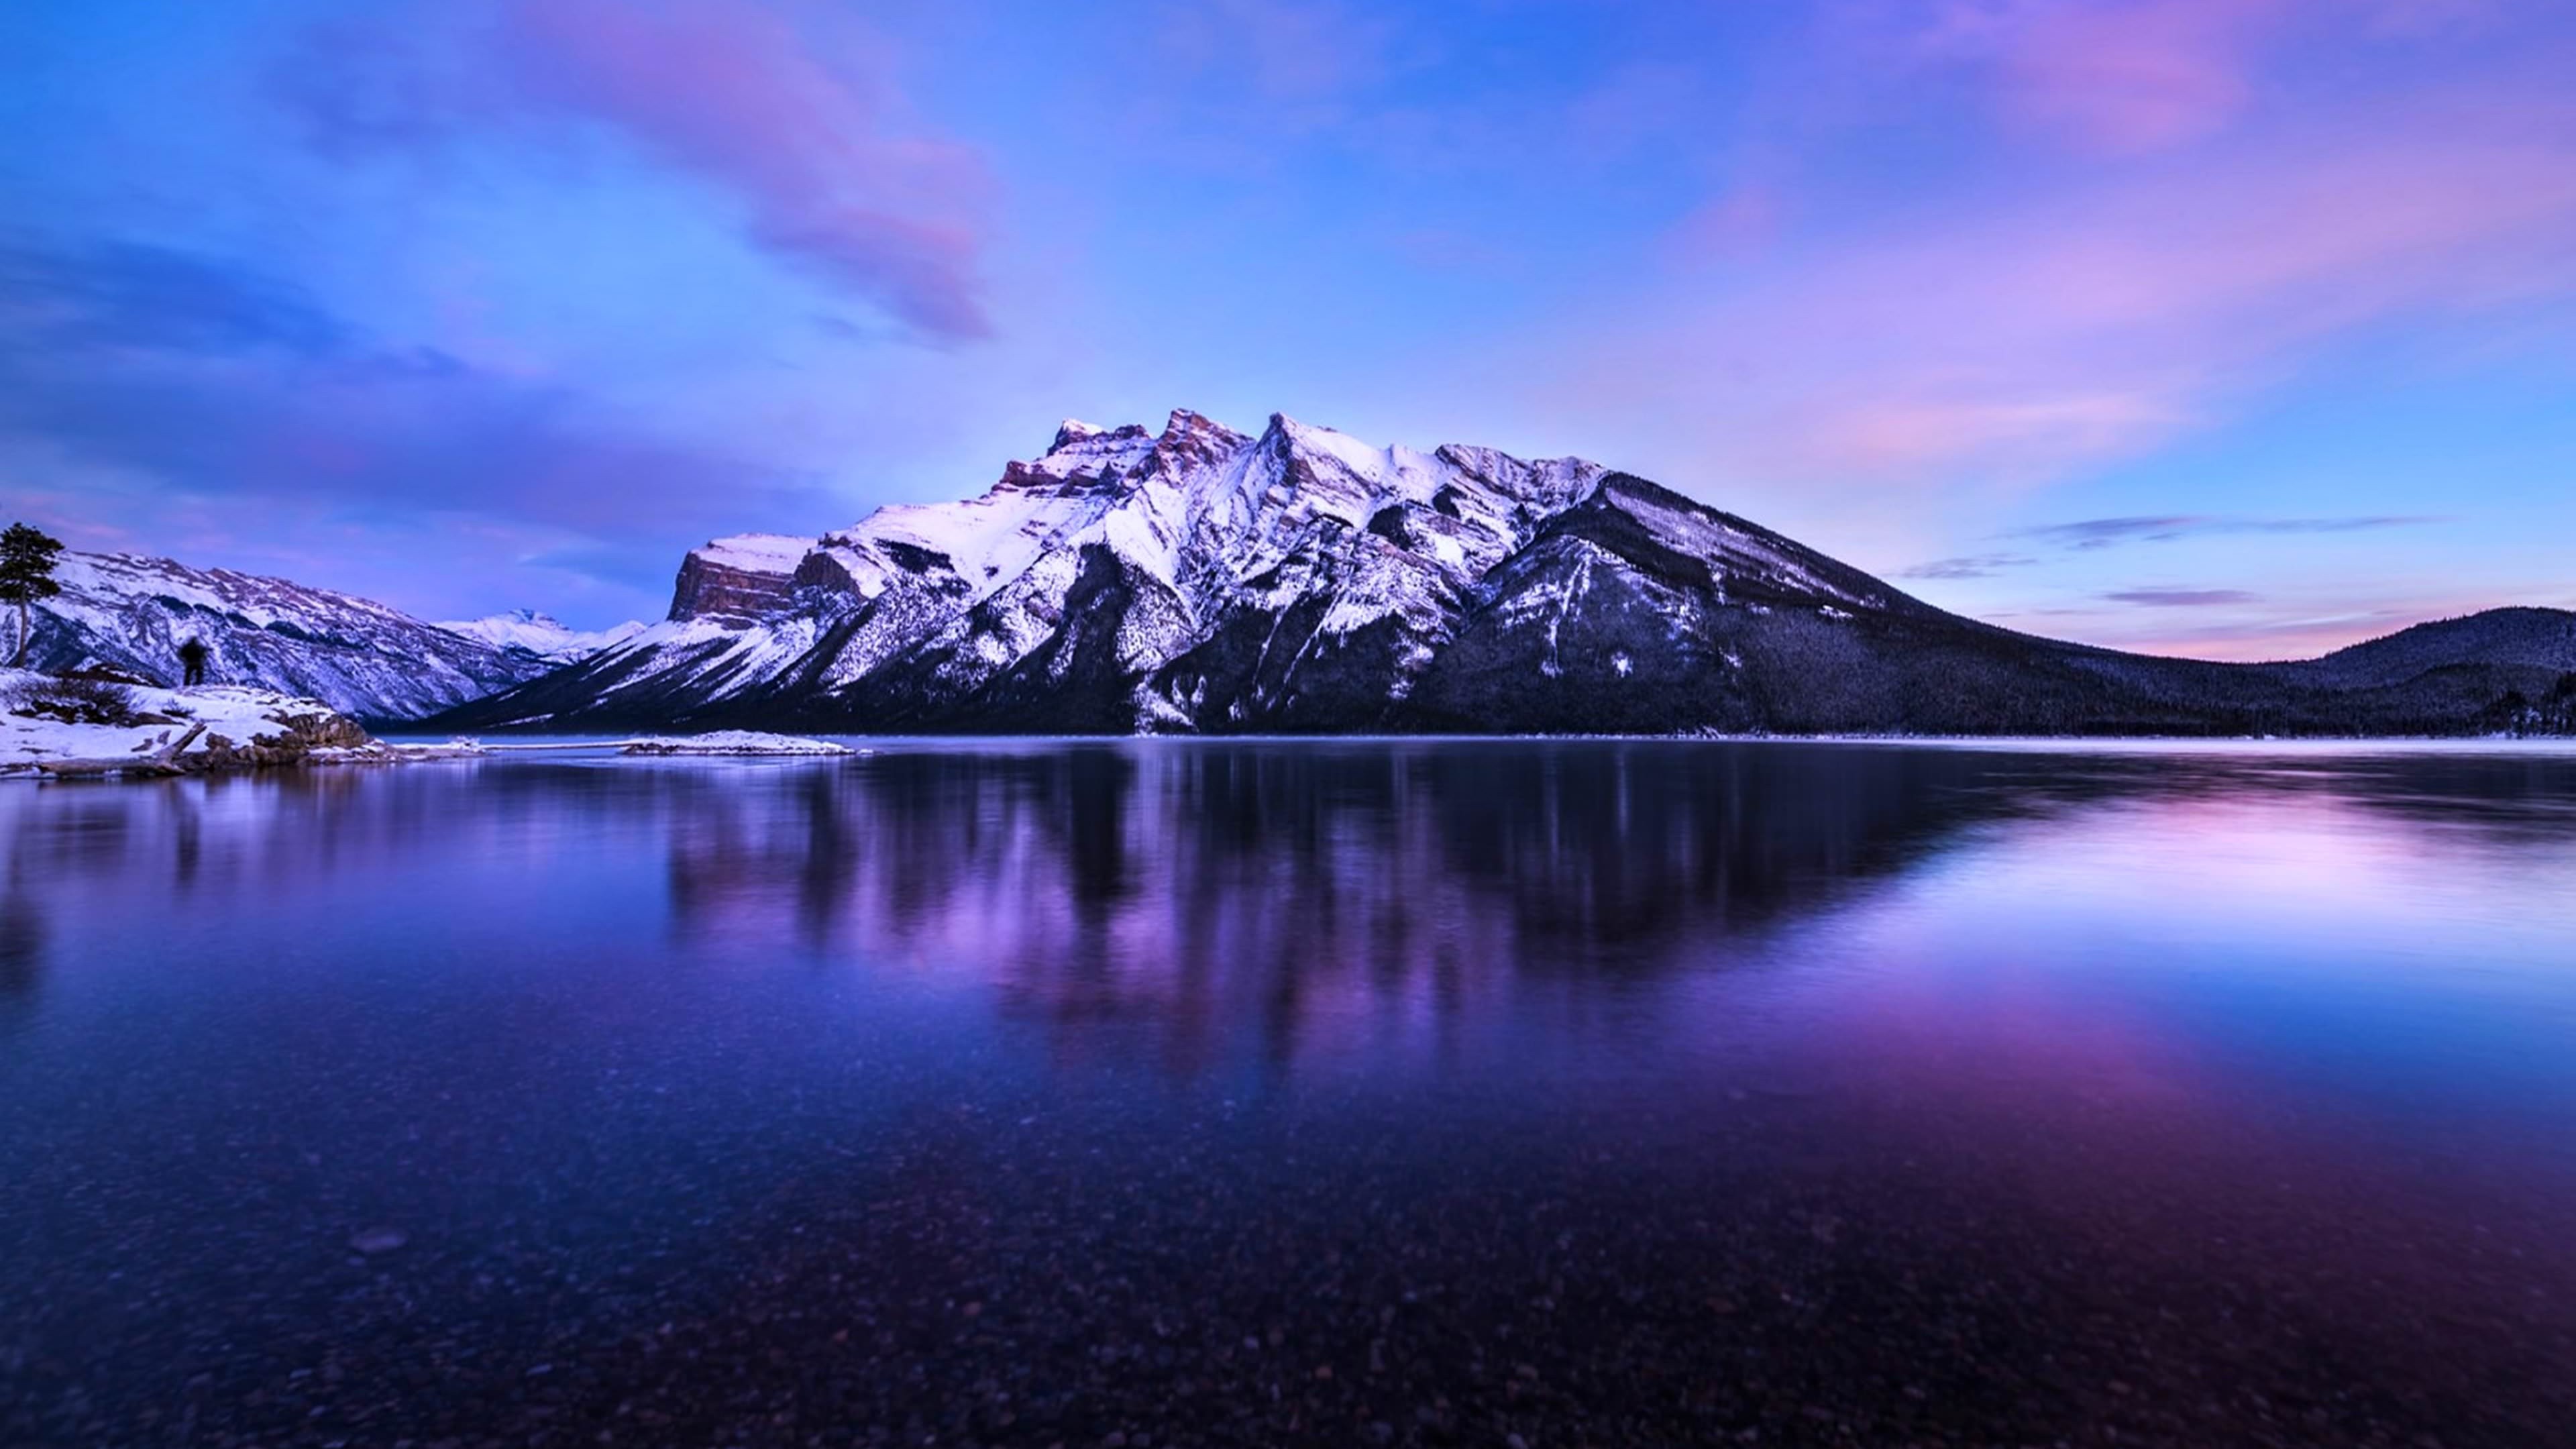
[1895,551,2039,580]
[0,241,353,358]
[1905,0,2296,154]
[0,237,834,612]
[2103,586,2261,606]
[1570,15,2576,497]
[276,0,994,341]
[1896,513,2443,580]
[2006,514,2447,547]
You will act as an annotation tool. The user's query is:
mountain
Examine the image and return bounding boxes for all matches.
[434,609,648,663]
[430,410,2576,737]
[2277,608,2576,690]
[21,552,559,721]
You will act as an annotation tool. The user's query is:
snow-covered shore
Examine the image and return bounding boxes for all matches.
[0,672,404,777]
[3,674,858,777]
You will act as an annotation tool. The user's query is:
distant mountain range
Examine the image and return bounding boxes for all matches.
[21,413,2565,735]
[419,410,2576,737]
[431,609,649,663]
[21,553,639,720]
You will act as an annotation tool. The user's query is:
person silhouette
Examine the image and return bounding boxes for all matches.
[176,637,208,688]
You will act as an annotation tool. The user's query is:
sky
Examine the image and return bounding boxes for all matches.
[1,0,2570,658]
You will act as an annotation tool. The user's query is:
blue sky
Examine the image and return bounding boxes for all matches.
[1,0,2569,657]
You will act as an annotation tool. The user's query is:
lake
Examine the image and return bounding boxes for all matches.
[3,741,2574,1448]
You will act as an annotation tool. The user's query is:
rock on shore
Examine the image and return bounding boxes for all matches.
[0,671,391,775]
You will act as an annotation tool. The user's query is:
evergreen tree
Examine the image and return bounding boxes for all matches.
[0,523,66,669]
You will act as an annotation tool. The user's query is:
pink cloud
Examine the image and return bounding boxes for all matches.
[1972,0,2294,153]
[1574,83,2576,487]
[282,0,993,341]
[1887,1,2508,155]
[496,0,989,339]
[1826,390,2190,473]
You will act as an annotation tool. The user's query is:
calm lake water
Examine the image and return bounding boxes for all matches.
[3,741,2575,1448]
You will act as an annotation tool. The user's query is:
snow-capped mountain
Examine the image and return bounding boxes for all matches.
[444,409,1623,731]
[435,609,647,662]
[433,409,2576,737]
[21,553,559,720]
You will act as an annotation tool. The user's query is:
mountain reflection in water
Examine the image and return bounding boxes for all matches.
[661,745,2021,1063]
[2,741,2573,1448]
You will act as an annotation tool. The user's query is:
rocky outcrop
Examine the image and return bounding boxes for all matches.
[5,674,398,777]
[192,709,377,770]
[669,535,810,621]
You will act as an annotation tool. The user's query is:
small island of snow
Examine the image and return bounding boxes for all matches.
[619,731,854,757]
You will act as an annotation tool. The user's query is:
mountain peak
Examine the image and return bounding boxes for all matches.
[1152,408,1248,470]
[1158,407,1236,439]
[435,610,647,663]
[1049,418,1149,454]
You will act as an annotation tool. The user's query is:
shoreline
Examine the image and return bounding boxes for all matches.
[16,676,2573,784]
[1,674,867,778]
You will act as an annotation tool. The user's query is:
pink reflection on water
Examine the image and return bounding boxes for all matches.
[1714,781,2576,1350]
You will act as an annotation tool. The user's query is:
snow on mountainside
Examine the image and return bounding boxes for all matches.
[442,411,1632,731]
[430,409,2576,738]
[435,609,647,661]
[23,553,557,720]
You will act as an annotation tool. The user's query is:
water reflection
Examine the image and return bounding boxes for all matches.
[0,892,40,1031]
[649,743,2576,1066]
[10,743,2576,1045]
[667,745,2016,953]
[653,745,2029,1069]
[3,743,2575,1447]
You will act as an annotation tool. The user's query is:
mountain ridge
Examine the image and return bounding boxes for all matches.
[433,609,649,663]
[425,410,2576,737]
[23,551,561,721]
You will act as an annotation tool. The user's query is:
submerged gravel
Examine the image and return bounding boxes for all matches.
[5,744,2575,1447]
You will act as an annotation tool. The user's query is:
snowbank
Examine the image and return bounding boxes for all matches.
[0,672,388,776]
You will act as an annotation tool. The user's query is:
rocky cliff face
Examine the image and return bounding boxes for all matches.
[669,535,812,621]
[429,410,2576,737]
[21,553,555,720]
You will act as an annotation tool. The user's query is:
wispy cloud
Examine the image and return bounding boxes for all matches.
[0,241,353,359]
[2006,514,2447,548]
[274,0,994,341]
[1897,513,2443,578]
[2103,587,2261,607]
[1874,1,2510,156]
[1894,551,2039,580]
[1565,19,2576,493]
[1904,0,2296,155]
[0,237,830,610]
